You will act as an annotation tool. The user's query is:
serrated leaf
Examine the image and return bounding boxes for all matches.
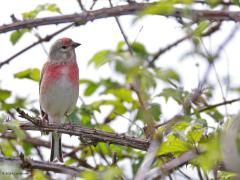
[14,68,40,82]
[10,29,30,45]
[158,134,191,156]
[0,89,11,101]
[191,134,221,171]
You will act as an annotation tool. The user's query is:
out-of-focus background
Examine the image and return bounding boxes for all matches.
[0,0,240,179]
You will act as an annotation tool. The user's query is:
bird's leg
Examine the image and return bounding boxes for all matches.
[42,113,49,125]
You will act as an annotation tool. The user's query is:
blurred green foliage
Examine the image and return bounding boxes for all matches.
[1,0,239,179]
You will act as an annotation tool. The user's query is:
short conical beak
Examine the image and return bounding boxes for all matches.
[72,42,81,48]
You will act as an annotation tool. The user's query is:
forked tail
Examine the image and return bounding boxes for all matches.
[50,132,63,162]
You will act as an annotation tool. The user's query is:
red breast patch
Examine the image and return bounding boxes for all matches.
[41,63,79,88]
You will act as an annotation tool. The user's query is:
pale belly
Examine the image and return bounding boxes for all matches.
[40,75,79,119]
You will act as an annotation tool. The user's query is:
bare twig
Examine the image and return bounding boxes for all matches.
[0,3,240,34]
[0,156,83,175]
[109,0,133,54]
[198,97,240,113]
[76,0,86,11]
[149,22,221,66]
[0,23,74,69]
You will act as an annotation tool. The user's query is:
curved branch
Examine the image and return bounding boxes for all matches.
[0,3,240,34]
[0,156,82,176]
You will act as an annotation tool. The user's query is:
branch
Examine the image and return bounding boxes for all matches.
[0,24,73,69]
[198,97,240,113]
[149,22,222,66]
[0,156,82,176]
[0,131,73,149]
[15,109,150,151]
[1,3,240,34]
[19,122,149,151]
[145,149,199,179]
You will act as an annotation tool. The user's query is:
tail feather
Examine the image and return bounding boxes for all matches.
[50,132,63,162]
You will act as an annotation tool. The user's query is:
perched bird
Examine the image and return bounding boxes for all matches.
[39,38,80,162]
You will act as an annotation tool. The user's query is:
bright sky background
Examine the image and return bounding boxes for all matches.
[1,0,240,179]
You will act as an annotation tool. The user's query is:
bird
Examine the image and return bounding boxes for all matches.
[39,38,80,162]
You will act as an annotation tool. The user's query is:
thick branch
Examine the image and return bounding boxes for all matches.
[1,3,240,34]
[15,108,149,151]
[0,156,82,175]
[19,122,149,151]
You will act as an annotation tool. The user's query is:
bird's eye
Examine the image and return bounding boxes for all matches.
[62,45,67,49]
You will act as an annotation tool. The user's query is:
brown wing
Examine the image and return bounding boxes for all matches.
[39,62,48,122]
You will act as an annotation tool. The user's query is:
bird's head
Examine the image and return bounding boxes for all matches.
[48,38,81,63]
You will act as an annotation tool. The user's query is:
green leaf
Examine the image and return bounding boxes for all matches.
[149,103,161,121]
[80,79,99,96]
[80,170,98,180]
[46,4,61,13]
[102,166,122,180]
[116,41,126,52]
[194,21,210,37]
[234,0,240,6]
[158,88,183,103]
[14,68,40,82]
[1,97,26,110]
[191,134,221,171]
[10,29,30,45]
[89,50,112,68]
[158,134,191,156]
[0,89,11,101]
[105,88,133,103]
[32,170,48,180]
[187,124,204,143]
[22,142,33,156]
[218,171,236,180]
[154,68,181,83]
[22,3,61,19]
[172,121,189,132]
[67,111,80,124]
[132,42,148,58]
[142,1,175,16]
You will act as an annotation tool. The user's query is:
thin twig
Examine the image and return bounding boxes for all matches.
[0,23,74,69]
[0,156,83,175]
[198,97,240,113]
[76,0,86,11]
[109,0,133,54]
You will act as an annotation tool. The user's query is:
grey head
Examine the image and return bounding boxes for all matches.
[48,38,81,63]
